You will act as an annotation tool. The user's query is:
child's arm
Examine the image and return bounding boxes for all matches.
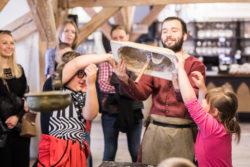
[191,71,207,105]
[62,54,113,85]
[82,64,99,120]
[175,54,197,102]
[176,55,220,136]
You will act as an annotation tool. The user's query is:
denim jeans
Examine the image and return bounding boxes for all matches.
[85,125,92,167]
[101,113,142,162]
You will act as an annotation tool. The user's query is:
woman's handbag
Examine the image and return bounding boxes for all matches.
[20,112,36,137]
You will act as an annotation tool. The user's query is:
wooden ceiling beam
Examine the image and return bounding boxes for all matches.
[113,11,124,26]
[2,12,37,42]
[0,0,9,11]
[84,8,112,40]
[68,0,250,8]
[54,0,69,28]
[27,0,57,47]
[121,6,135,33]
[77,7,120,45]
[130,5,166,42]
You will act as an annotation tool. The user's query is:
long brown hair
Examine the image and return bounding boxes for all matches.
[0,30,22,78]
[205,87,241,143]
[57,19,78,49]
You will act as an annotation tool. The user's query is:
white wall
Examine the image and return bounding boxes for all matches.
[0,0,30,27]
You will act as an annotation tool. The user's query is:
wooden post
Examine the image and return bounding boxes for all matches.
[121,6,135,33]
[38,38,47,91]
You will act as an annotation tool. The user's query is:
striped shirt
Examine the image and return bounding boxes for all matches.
[48,89,87,143]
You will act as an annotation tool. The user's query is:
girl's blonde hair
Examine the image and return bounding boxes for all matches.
[0,31,22,78]
[157,157,195,167]
[205,87,241,142]
[57,19,78,50]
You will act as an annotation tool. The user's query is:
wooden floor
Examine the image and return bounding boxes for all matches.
[30,114,250,167]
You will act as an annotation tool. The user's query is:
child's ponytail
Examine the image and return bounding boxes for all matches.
[223,117,241,143]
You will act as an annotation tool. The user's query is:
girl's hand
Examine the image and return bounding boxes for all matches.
[85,64,98,86]
[5,115,19,129]
[112,59,129,85]
[191,71,206,89]
[174,53,185,71]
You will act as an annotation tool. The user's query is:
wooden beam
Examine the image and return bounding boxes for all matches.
[113,11,124,26]
[121,6,135,33]
[84,8,112,40]
[27,0,57,47]
[58,0,69,9]
[38,38,47,91]
[54,8,68,28]
[53,0,69,28]
[0,0,9,11]
[78,7,120,45]
[68,0,250,8]
[2,12,37,42]
[130,5,166,42]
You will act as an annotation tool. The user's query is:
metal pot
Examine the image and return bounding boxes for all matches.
[25,91,71,112]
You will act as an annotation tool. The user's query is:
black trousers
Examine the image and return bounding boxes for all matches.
[0,130,30,167]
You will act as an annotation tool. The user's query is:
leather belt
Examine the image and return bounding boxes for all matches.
[152,120,192,128]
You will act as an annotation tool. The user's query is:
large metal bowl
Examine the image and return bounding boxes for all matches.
[25,91,71,112]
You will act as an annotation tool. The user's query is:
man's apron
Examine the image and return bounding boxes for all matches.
[141,114,195,165]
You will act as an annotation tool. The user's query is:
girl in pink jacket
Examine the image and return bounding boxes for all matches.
[174,54,241,167]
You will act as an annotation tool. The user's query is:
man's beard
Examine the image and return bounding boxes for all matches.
[161,36,184,52]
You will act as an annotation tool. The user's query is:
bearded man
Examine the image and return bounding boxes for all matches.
[112,17,206,165]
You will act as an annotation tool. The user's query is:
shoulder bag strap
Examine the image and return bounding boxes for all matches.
[2,78,10,93]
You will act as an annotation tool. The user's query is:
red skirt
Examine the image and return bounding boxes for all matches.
[37,134,89,167]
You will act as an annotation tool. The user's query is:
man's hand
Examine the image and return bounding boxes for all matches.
[111,59,129,85]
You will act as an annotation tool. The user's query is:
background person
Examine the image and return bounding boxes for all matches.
[44,19,85,78]
[0,30,30,167]
[98,25,143,162]
[112,17,206,165]
[44,19,94,167]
